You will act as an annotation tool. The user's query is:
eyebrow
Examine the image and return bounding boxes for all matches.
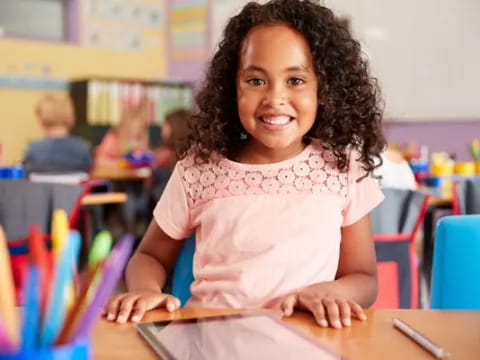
[243,65,310,73]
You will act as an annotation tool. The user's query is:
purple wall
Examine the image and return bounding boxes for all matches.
[384,121,480,161]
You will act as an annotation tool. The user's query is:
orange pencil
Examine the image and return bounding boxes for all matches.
[0,225,18,346]
[55,261,104,345]
[28,225,52,315]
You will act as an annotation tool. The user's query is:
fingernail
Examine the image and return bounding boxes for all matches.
[167,303,174,311]
[344,318,351,326]
[132,315,140,322]
[334,320,342,328]
[117,316,125,323]
[320,320,328,327]
[107,313,114,321]
[360,314,367,321]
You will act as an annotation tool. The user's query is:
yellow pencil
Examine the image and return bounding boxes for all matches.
[0,226,18,346]
[51,209,77,312]
[52,209,69,257]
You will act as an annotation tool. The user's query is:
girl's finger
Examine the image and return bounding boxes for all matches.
[131,298,147,323]
[280,294,298,317]
[165,296,181,312]
[336,299,352,327]
[348,300,367,321]
[299,295,328,328]
[117,295,140,323]
[105,294,126,321]
[322,297,342,329]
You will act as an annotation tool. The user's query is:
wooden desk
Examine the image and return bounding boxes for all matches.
[81,192,127,206]
[428,195,452,207]
[92,308,480,360]
[91,167,152,181]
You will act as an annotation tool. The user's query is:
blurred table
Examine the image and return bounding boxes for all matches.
[92,308,480,360]
[91,167,152,181]
[81,192,127,206]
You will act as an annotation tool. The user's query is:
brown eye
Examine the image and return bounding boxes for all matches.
[288,77,305,86]
[247,78,266,86]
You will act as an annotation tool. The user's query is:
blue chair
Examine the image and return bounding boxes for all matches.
[431,215,480,309]
[172,235,195,307]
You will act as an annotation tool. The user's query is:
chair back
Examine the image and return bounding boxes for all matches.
[371,188,430,309]
[172,235,195,307]
[431,215,480,309]
[0,180,92,303]
[452,179,480,215]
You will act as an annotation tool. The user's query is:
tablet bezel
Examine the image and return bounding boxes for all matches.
[136,312,341,360]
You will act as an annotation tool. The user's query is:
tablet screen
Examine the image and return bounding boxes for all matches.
[136,313,340,360]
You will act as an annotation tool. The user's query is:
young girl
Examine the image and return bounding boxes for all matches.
[105,0,385,329]
[94,100,150,169]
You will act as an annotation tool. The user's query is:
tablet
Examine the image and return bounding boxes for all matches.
[136,313,341,360]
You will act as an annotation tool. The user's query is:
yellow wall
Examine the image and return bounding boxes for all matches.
[0,29,165,165]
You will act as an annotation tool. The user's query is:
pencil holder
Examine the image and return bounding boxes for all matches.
[0,339,90,360]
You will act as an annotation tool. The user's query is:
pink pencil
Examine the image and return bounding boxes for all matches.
[0,316,15,351]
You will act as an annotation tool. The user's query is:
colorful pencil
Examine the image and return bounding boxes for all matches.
[20,266,40,350]
[87,230,113,269]
[70,235,133,341]
[55,261,104,345]
[27,225,51,315]
[40,231,81,347]
[0,315,15,351]
[0,226,18,346]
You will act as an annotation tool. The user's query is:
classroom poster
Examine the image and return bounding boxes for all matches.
[169,0,208,61]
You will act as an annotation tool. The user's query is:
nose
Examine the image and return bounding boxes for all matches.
[262,82,287,107]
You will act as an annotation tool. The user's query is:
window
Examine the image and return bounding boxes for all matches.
[0,0,69,42]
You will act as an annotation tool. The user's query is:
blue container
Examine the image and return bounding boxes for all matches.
[0,166,24,179]
[0,340,90,360]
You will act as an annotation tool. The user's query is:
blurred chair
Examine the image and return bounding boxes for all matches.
[0,180,94,303]
[371,188,430,309]
[172,235,195,307]
[452,178,480,215]
[431,215,480,309]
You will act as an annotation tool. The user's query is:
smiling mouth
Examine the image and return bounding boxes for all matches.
[258,115,295,125]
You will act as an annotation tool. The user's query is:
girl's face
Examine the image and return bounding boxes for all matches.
[236,24,318,162]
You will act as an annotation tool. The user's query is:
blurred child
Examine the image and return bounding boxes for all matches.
[94,100,150,168]
[23,93,92,174]
[151,109,191,200]
[94,100,151,238]
[376,147,417,190]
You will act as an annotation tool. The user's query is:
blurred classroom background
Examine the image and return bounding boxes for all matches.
[1,0,480,310]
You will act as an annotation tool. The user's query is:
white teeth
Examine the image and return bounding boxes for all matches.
[261,116,291,125]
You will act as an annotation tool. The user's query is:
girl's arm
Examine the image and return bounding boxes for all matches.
[280,214,377,328]
[126,220,184,291]
[105,220,185,323]
[326,213,377,306]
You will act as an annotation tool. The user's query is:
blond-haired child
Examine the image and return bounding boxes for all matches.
[23,93,92,174]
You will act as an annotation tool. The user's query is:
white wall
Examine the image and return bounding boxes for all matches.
[211,0,480,120]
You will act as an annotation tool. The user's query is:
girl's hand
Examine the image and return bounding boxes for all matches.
[279,289,367,329]
[103,291,180,323]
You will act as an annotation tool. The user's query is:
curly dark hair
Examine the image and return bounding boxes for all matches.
[180,0,385,176]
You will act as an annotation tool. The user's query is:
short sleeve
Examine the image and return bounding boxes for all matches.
[342,151,384,227]
[153,163,193,239]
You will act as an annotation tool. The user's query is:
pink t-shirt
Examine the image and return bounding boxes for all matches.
[153,140,383,309]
